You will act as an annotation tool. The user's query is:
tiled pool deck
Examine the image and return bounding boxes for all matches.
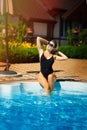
[0,59,87,83]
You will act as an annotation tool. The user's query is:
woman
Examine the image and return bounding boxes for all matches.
[37,36,68,95]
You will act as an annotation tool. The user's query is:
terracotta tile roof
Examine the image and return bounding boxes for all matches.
[13,0,55,22]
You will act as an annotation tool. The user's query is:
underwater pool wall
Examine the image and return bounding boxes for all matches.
[0,81,87,98]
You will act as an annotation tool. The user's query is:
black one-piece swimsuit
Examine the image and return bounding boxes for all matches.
[40,53,54,80]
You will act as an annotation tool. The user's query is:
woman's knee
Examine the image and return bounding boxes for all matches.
[49,73,56,82]
[48,74,55,90]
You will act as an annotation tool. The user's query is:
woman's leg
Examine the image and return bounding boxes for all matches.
[38,72,50,94]
[48,73,56,91]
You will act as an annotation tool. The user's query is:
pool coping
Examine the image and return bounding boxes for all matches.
[0,78,87,85]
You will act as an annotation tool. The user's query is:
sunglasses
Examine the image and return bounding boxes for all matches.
[48,42,54,48]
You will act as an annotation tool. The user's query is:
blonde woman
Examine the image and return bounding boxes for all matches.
[37,36,68,95]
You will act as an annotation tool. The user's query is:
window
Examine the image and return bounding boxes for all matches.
[34,22,47,36]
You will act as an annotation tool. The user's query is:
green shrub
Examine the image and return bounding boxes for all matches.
[58,45,87,59]
[0,43,87,63]
[9,46,39,63]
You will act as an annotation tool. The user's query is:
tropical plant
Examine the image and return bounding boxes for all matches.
[79,28,87,44]
[16,20,26,42]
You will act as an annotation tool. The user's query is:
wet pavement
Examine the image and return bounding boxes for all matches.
[0,59,87,84]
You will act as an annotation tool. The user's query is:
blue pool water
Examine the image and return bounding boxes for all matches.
[0,81,87,130]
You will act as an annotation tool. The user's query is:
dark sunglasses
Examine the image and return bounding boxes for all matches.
[48,42,54,47]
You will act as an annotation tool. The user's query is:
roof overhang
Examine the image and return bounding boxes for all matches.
[63,0,87,23]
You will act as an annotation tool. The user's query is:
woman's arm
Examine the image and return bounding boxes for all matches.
[54,51,68,60]
[37,36,48,51]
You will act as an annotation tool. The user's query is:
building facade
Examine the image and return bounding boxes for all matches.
[0,0,87,45]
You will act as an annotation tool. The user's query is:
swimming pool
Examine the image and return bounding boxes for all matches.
[0,81,87,130]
